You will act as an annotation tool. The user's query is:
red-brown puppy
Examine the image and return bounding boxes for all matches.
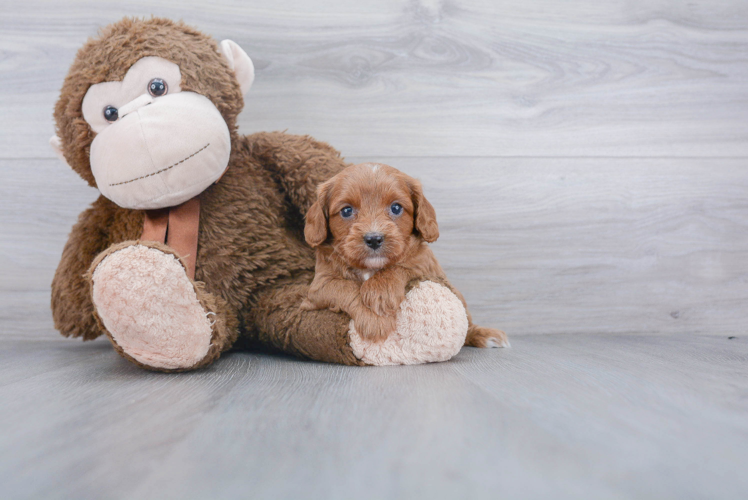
[303,162,508,348]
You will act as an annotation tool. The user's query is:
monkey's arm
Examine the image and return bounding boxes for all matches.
[248,131,349,215]
[51,198,121,340]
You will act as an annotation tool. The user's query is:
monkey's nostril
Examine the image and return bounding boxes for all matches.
[364,232,384,250]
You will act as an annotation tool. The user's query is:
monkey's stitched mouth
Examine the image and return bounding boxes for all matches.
[109,143,211,187]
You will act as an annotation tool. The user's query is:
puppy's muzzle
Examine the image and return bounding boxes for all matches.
[364,232,384,250]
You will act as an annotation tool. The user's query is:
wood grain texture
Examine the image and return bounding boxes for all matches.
[1,0,748,158]
[1,334,746,499]
[4,157,746,338]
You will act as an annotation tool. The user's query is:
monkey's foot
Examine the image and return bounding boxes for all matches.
[90,242,218,371]
[348,281,468,365]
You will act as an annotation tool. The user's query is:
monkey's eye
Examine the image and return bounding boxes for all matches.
[103,105,118,122]
[148,78,168,97]
[390,202,403,216]
[340,206,354,219]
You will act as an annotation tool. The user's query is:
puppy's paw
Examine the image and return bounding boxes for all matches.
[353,311,397,343]
[360,280,406,317]
[300,298,320,311]
[465,326,510,348]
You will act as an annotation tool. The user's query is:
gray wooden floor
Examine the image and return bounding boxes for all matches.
[2,334,747,499]
[2,0,748,498]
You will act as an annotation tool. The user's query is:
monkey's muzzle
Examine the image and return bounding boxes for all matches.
[90,91,231,210]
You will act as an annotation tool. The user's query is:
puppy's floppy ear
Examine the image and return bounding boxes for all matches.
[305,181,332,247]
[409,178,439,243]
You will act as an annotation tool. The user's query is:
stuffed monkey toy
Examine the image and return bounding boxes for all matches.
[50,17,480,371]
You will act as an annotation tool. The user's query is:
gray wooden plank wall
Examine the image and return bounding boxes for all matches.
[1,0,747,338]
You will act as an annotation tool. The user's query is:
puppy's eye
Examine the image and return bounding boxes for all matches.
[390,202,403,216]
[103,105,118,122]
[340,206,354,218]
[148,78,168,97]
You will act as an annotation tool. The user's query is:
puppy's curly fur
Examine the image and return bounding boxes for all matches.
[303,163,509,347]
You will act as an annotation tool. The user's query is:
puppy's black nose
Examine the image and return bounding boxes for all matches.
[364,232,384,250]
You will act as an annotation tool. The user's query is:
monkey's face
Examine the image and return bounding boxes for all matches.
[52,19,255,210]
[81,57,231,210]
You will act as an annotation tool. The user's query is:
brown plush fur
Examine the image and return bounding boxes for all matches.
[51,17,368,368]
[303,163,509,347]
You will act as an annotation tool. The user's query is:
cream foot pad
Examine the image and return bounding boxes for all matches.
[91,244,213,370]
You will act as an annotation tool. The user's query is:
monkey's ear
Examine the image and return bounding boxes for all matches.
[220,40,255,96]
[49,135,72,168]
[304,181,332,247]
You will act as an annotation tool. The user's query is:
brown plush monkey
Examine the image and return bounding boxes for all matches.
[50,17,483,371]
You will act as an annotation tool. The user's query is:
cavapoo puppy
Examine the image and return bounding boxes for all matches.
[302,162,509,348]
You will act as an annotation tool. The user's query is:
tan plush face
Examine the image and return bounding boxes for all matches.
[82,57,231,209]
[305,163,440,270]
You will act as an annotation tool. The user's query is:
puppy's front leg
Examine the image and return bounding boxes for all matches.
[349,308,398,342]
[360,266,410,317]
[306,275,396,341]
